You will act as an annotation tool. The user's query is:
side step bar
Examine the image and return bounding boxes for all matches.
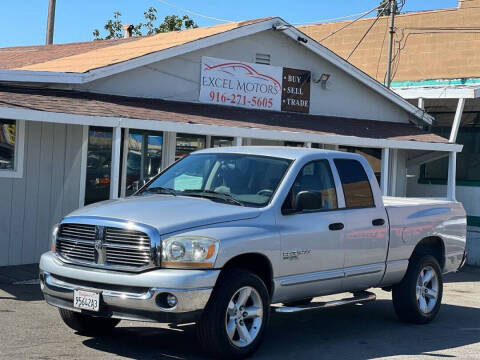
[275,291,376,313]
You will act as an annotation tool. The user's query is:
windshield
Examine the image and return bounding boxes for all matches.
[139,153,292,207]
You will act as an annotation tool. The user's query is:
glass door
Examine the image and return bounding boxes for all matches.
[125,130,163,196]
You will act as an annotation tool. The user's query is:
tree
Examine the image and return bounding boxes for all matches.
[378,0,400,16]
[93,7,198,40]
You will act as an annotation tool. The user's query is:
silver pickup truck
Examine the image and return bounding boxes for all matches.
[40,147,467,359]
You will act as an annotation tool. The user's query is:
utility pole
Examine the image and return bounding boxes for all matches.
[385,0,396,88]
[45,0,56,45]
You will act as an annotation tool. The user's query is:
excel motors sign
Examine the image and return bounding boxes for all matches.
[199,56,310,113]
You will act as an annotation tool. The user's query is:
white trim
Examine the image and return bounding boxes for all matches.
[0,119,25,178]
[394,86,480,99]
[449,98,466,143]
[0,69,83,84]
[109,126,121,199]
[120,128,129,198]
[78,125,89,207]
[381,148,390,196]
[390,149,398,196]
[0,17,431,124]
[447,152,456,201]
[0,107,463,153]
[234,137,243,146]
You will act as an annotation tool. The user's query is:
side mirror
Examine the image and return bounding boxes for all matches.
[294,191,322,212]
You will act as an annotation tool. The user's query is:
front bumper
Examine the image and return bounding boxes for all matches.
[39,252,220,323]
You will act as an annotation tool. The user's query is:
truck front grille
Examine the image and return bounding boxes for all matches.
[104,227,151,267]
[56,223,153,270]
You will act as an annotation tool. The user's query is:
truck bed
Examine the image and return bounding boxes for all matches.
[382,196,466,275]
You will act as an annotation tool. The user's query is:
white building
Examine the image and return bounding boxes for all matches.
[0,18,459,266]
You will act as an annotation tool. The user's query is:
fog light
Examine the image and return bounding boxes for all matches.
[167,294,178,307]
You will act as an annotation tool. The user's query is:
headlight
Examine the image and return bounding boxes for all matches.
[162,236,219,268]
[50,224,59,252]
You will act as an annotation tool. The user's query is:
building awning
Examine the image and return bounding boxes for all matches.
[0,86,461,152]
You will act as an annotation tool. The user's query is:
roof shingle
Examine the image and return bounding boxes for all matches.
[0,19,270,73]
[0,85,448,144]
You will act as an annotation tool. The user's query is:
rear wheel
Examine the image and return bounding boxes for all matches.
[197,269,270,359]
[392,255,443,324]
[59,308,121,335]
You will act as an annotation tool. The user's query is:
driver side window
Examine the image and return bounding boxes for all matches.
[282,160,338,213]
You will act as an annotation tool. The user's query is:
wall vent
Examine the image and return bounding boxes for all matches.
[255,53,271,65]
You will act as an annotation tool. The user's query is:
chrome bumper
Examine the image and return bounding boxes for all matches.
[39,252,219,323]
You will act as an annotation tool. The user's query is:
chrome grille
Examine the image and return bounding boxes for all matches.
[56,223,153,269]
[104,227,151,267]
[57,224,96,262]
[59,223,96,240]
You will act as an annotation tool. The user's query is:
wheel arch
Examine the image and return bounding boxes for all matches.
[218,253,274,297]
[411,236,445,270]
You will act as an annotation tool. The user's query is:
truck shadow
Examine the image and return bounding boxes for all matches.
[82,300,480,359]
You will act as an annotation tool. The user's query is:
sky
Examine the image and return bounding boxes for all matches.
[0,0,459,47]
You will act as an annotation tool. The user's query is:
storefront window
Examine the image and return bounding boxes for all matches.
[125,130,163,196]
[211,136,234,148]
[421,125,480,184]
[175,133,206,161]
[85,127,112,205]
[284,141,304,147]
[0,119,16,171]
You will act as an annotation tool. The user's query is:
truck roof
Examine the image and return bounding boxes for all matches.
[194,146,346,160]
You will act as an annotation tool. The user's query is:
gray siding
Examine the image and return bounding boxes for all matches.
[0,121,83,266]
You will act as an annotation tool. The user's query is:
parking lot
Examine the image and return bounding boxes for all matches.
[1,265,480,360]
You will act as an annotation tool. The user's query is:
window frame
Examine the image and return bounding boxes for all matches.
[418,125,480,187]
[0,119,25,178]
[281,159,340,215]
[333,158,376,210]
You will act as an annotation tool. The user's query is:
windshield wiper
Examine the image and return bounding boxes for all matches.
[181,189,244,206]
[141,186,177,196]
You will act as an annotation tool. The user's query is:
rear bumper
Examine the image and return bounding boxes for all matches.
[39,252,220,323]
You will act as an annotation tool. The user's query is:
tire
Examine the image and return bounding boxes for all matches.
[59,308,121,335]
[282,297,313,307]
[392,254,443,324]
[197,269,270,359]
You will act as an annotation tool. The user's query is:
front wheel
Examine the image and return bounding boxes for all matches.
[59,308,121,335]
[197,269,270,359]
[392,255,443,324]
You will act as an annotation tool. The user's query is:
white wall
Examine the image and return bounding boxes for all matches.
[74,30,411,124]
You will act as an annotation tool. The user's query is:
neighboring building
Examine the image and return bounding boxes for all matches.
[0,17,458,266]
[300,0,480,264]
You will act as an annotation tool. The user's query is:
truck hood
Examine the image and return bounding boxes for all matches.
[66,194,261,235]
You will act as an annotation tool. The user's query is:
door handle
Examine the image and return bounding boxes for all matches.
[372,218,385,226]
[329,222,344,231]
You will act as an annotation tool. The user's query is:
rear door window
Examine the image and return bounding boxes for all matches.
[334,159,375,208]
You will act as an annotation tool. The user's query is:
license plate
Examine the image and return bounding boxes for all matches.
[73,289,100,312]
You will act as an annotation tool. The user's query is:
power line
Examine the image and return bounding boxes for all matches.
[317,3,386,42]
[292,8,384,26]
[156,0,232,23]
[346,3,387,60]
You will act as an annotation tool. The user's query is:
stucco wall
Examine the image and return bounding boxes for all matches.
[74,30,411,124]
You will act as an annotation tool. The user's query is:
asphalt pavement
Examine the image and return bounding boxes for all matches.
[1,264,479,359]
